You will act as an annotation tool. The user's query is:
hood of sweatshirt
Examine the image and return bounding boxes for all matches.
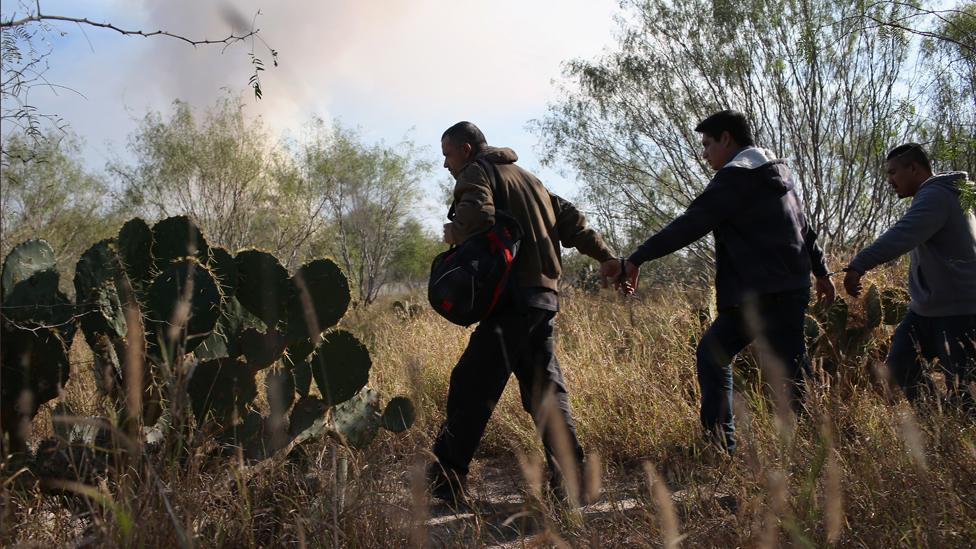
[477,146,518,165]
[723,147,779,170]
[720,146,795,196]
[922,171,969,196]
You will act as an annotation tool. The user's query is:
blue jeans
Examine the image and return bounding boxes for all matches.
[887,311,976,408]
[696,288,811,452]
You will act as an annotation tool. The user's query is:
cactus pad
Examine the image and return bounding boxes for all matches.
[826,298,848,336]
[74,239,127,338]
[1,239,56,300]
[1,323,71,412]
[117,218,153,288]
[864,284,882,329]
[208,247,238,298]
[187,357,257,425]
[288,396,328,439]
[803,314,821,341]
[285,339,315,397]
[147,258,221,357]
[194,296,267,360]
[265,363,296,417]
[235,249,290,331]
[309,330,371,406]
[286,258,350,342]
[3,269,74,328]
[881,288,910,326]
[331,387,380,449]
[381,396,416,433]
[239,327,287,371]
[151,216,209,271]
[2,239,72,328]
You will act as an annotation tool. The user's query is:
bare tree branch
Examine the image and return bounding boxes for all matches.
[1,11,259,47]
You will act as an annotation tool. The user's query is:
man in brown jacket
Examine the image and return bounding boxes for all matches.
[429,121,621,505]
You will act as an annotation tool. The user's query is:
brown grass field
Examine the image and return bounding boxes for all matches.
[2,265,975,548]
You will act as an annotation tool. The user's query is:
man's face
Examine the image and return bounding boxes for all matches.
[441,137,473,179]
[701,132,736,171]
[885,159,923,198]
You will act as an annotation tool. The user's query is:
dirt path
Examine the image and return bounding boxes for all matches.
[423,459,647,547]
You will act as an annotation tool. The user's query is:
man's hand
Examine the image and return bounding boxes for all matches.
[843,269,863,297]
[443,223,455,245]
[599,258,622,289]
[623,260,640,294]
[815,275,835,306]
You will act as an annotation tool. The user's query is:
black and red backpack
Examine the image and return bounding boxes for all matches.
[428,159,522,326]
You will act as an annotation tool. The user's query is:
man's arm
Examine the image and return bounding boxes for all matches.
[802,222,835,304]
[803,225,829,278]
[627,173,743,266]
[847,187,950,274]
[446,162,494,244]
[551,194,623,287]
[551,194,615,262]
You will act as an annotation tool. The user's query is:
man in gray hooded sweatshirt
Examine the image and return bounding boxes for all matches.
[845,144,976,407]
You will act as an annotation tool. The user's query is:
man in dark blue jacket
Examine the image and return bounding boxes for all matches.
[624,110,834,452]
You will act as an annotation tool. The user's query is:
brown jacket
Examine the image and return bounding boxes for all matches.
[447,146,614,291]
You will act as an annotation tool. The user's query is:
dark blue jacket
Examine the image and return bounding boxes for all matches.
[628,147,827,310]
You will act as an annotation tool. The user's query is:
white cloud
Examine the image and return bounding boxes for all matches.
[4,0,619,225]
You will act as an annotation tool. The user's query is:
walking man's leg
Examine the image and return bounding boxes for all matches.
[756,289,811,415]
[932,314,976,412]
[430,310,529,500]
[512,310,585,497]
[696,310,752,452]
[886,312,927,401]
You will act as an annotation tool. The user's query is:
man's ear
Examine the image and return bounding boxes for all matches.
[462,142,473,159]
[721,131,737,149]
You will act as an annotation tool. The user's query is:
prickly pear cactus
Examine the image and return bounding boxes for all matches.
[117,218,153,292]
[331,387,381,449]
[151,215,209,272]
[208,247,238,298]
[804,314,821,342]
[881,288,910,326]
[381,396,416,433]
[2,240,74,327]
[864,284,882,330]
[1,240,76,453]
[825,297,848,338]
[75,239,129,340]
[309,330,371,406]
[321,387,416,449]
[147,258,222,359]
[1,214,416,459]
[187,357,256,426]
[286,259,350,342]
[235,249,290,332]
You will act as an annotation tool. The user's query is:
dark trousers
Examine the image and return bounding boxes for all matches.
[696,288,811,452]
[887,311,976,408]
[432,306,584,484]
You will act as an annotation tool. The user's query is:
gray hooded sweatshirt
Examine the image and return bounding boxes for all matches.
[849,172,976,317]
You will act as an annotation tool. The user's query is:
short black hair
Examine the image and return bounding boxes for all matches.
[442,121,487,152]
[694,110,755,147]
[886,143,932,172]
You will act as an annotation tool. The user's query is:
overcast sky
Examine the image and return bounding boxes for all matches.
[5,0,621,230]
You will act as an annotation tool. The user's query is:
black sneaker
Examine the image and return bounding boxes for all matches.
[426,463,468,508]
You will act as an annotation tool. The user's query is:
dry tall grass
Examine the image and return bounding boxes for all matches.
[2,270,975,547]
